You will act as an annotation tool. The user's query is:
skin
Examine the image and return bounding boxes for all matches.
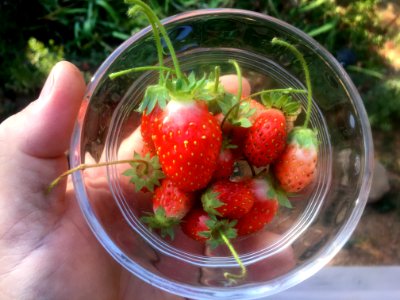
[0,62,181,300]
[0,62,295,299]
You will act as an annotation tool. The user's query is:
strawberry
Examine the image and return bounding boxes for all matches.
[228,99,267,156]
[212,148,235,180]
[212,139,236,180]
[269,38,319,193]
[181,208,245,281]
[273,127,318,193]
[201,179,254,219]
[142,179,194,238]
[181,209,212,242]
[235,177,280,236]
[140,105,163,155]
[219,74,251,98]
[243,108,287,167]
[181,208,237,248]
[153,99,222,192]
[223,93,300,160]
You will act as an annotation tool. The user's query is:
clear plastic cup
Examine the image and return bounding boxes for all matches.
[70,8,374,299]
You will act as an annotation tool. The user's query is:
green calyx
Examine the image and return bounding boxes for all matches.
[287,127,318,150]
[138,68,226,114]
[139,84,170,114]
[219,58,306,129]
[201,190,223,216]
[167,71,223,102]
[222,137,238,150]
[198,215,238,249]
[122,152,165,192]
[219,60,256,129]
[259,174,292,209]
[141,207,180,239]
[233,101,256,128]
[261,91,301,117]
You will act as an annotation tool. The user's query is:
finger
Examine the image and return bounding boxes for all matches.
[12,61,86,158]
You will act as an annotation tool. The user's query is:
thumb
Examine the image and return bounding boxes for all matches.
[13,61,86,158]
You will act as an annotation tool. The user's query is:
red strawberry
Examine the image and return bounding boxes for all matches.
[153,99,222,192]
[140,106,163,155]
[142,179,194,238]
[243,108,287,167]
[181,209,237,247]
[235,177,279,236]
[230,100,267,154]
[273,127,318,193]
[212,141,236,180]
[201,179,254,219]
[181,209,211,242]
[216,100,267,158]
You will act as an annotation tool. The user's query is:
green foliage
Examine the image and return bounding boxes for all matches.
[6,38,64,95]
[1,0,398,132]
[364,78,400,131]
[39,0,147,61]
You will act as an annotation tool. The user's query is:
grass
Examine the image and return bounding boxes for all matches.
[1,0,399,130]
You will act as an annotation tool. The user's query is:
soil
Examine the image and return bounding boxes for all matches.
[331,131,400,266]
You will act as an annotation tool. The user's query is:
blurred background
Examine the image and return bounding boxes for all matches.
[0,0,399,265]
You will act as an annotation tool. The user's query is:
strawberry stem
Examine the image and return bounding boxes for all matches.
[271,38,313,128]
[126,4,165,84]
[109,66,176,80]
[213,66,221,94]
[245,87,307,100]
[126,0,183,79]
[219,230,247,283]
[228,59,242,119]
[46,159,149,194]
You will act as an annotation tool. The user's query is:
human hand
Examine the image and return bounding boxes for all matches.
[0,61,181,300]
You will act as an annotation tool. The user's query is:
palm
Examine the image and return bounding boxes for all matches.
[0,154,178,299]
[0,62,180,300]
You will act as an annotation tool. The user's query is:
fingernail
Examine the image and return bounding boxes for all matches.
[39,63,59,99]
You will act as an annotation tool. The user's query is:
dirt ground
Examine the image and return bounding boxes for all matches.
[331,130,400,266]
